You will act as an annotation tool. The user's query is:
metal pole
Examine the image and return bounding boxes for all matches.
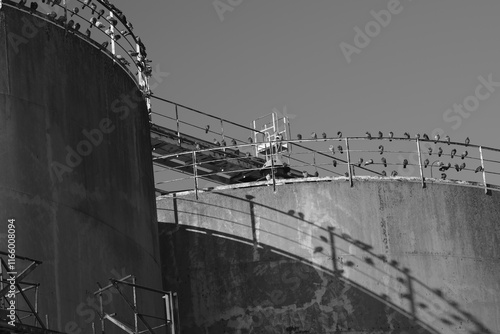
[416,138,425,188]
[110,12,116,56]
[220,119,225,143]
[270,145,276,192]
[252,120,257,157]
[99,291,105,334]
[132,276,138,334]
[192,151,199,200]
[175,105,180,146]
[345,138,353,187]
[34,284,39,326]
[479,146,487,194]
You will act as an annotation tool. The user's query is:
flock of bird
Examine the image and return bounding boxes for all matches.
[18,0,151,74]
[203,127,485,180]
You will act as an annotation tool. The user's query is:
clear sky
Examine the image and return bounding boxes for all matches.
[115,0,500,190]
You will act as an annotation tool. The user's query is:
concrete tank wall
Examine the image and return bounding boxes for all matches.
[0,6,161,333]
[157,179,500,334]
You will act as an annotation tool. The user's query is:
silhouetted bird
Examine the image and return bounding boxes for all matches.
[95,21,105,29]
[322,132,327,139]
[101,41,109,48]
[378,131,383,139]
[365,159,374,166]
[381,157,387,167]
[66,20,75,29]
[89,16,97,27]
[56,15,66,24]
[220,140,226,147]
[439,163,451,171]
[70,7,79,16]
[314,171,319,177]
[311,132,317,139]
[415,133,420,139]
[444,135,450,145]
[424,159,429,168]
[438,147,443,157]
[459,162,466,171]
[404,132,410,139]
[434,134,440,143]
[248,137,253,143]
[389,131,394,141]
[357,158,363,167]
[297,134,302,140]
[74,23,80,31]
[428,147,432,155]
[302,171,308,178]
[441,173,447,180]
[338,146,343,154]
[85,29,91,37]
[345,172,349,177]
[204,125,210,134]
[195,142,201,150]
[381,170,387,176]
[454,164,460,172]
[423,134,429,141]
[337,131,342,138]
[475,166,484,173]
[461,151,468,159]
[403,159,408,169]
[97,9,105,19]
[379,145,384,155]
[90,3,97,14]
[450,149,456,159]
[465,137,470,146]
[332,160,337,167]
[18,0,27,8]
[329,145,335,155]
[29,2,38,13]
[391,170,398,177]
[231,139,237,146]
[366,132,371,139]
[213,139,220,146]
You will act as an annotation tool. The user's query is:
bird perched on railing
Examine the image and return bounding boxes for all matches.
[441,173,447,180]
[366,132,372,139]
[378,131,383,139]
[195,142,201,151]
[82,0,92,9]
[314,171,319,177]
[423,134,429,141]
[213,139,220,146]
[302,171,308,178]
[459,162,466,171]
[461,151,468,159]
[74,22,81,31]
[311,132,317,139]
[221,139,226,147]
[475,166,484,173]
[424,159,429,168]
[439,163,451,171]
[332,160,337,167]
[389,131,394,141]
[391,170,398,177]
[204,125,210,134]
[428,147,433,155]
[365,159,374,166]
[381,157,387,167]
[415,133,420,139]
[438,147,443,157]
[70,7,79,16]
[450,149,456,159]
[357,158,363,167]
[403,159,408,169]
[337,131,342,138]
[379,145,384,155]
[85,29,91,37]
[90,3,97,14]
[465,137,470,146]
[297,134,302,140]
[247,137,253,143]
[381,170,387,176]
[322,132,327,139]
[404,132,410,139]
[329,145,335,155]
[454,164,460,172]
[29,2,38,13]
[338,145,343,154]
[89,16,97,27]
[444,135,450,145]
[17,0,27,8]
[434,134,440,143]
[345,172,349,177]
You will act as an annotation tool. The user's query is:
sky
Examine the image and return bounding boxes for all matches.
[114,0,500,191]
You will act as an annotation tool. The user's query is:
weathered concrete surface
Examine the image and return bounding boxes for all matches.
[0,7,161,333]
[157,179,500,333]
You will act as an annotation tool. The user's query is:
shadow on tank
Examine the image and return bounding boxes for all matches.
[158,191,495,334]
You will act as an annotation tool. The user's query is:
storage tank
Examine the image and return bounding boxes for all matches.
[157,178,500,333]
[0,3,161,333]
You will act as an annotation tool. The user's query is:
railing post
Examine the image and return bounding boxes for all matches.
[220,119,225,143]
[175,105,181,146]
[192,151,199,200]
[416,138,425,188]
[132,276,138,334]
[270,146,276,192]
[479,146,487,194]
[345,138,353,187]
